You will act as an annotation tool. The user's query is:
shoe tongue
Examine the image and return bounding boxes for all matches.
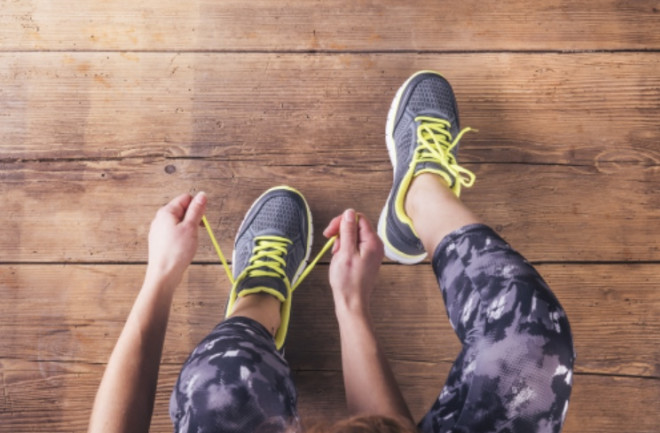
[236,276,287,299]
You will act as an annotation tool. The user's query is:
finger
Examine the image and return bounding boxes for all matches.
[162,193,193,221]
[323,214,343,238]
[183,191,207,225]
[338,208,357,254]
[357,214,384,256]
[356,212,377,240]
[332,237,341,254]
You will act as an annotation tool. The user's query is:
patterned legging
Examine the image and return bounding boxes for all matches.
[170,224,575,433]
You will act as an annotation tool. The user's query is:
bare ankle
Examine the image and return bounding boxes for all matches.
[404,173,450,220]
[404,173,479,253]
[230,293,282,336]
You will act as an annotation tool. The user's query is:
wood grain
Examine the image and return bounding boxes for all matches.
[1,2,658,432]
[0,158,657,263]
[1,359,658,433]
[1,52,658,165]
[1,0,659,52]
[1,264,657,378]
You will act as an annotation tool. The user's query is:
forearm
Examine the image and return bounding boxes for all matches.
[88,273,176,433]
[335,302,413,423]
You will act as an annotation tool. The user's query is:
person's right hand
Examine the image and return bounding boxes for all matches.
[323,209,384,315]
[145,192,207,291]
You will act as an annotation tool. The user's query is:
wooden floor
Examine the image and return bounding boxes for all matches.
[1,1,659,432]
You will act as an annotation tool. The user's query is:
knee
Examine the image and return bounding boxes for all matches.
[481,280,576,368]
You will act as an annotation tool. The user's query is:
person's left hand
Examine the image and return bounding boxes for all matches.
[323,209,384,315]
[145,192,207,289]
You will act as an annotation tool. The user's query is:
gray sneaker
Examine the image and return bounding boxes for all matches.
[226,186,313,350]
[377,71,476,264]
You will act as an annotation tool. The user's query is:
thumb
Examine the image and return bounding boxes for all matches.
[338,208,357,254]
[184,191,207,225]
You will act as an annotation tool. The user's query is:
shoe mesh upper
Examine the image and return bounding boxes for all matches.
[406,78,458,126]
[393,77,461,173]
[234,193,307,283]
[247,196,302,236]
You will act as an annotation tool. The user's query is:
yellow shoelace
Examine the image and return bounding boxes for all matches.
[201,215,337,291]
[240,235,291,282]
[414,116,476,194]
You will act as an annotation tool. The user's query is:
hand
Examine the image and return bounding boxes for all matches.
[323,209,384,315]
[145,192,207,289]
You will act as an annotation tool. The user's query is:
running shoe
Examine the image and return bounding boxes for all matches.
[378,71,476,264]
[226,186,313,350]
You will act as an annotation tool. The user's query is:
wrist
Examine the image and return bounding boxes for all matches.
[144,265,181,294]
[333,295,371,321]
[334,302,377,345]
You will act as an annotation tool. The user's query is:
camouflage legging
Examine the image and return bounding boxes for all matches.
[169,316,299,433]
[170,224,575,433]
[418,224,575,432]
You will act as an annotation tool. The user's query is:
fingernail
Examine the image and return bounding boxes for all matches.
[196,191,207,203]
[344,208,355,222]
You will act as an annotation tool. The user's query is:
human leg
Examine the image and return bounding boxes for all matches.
[379,71,575,432]
[404,173,479,254]
[169,316,298,433]
[170,186,313,433]
[230,292,282,337]
[404,161,575,433]
[417,223,575,433]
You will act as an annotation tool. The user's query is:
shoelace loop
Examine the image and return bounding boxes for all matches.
[202,215,336,291]
[243,235,291,282]
[414,116,476,191]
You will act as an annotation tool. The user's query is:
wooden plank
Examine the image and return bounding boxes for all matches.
[0,158,658,262]
[1,52,658,165]
[1,3,657,433]
[1,264,658,378]
[0,358,658,433]
[1,0,659,51]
